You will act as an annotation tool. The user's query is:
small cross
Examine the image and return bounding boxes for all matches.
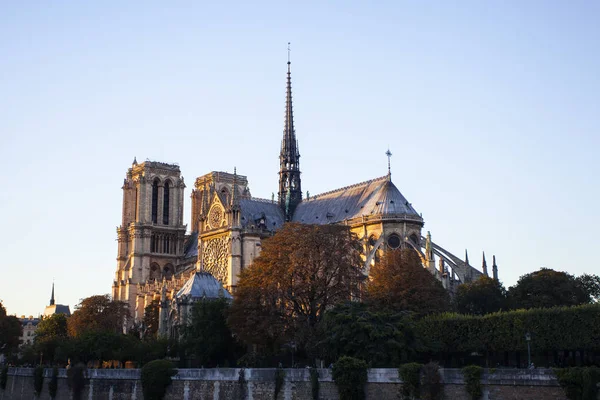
[385,149,392,175]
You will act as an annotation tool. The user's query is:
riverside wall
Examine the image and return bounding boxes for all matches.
[0,367,571,400]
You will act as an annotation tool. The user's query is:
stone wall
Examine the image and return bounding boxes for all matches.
[0,367,572,400]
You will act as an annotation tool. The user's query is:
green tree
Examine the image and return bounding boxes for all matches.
[507,268,590,309]
[228,223,364,356]
[142,300,160,339]
[67,295,129,337]
[367,248,451,315]
[0,301,22,357]
[317,301,418,367]
[576,274,600,303]
[35,314,69,364]
[453,276,507,315]
[181,298,241,367]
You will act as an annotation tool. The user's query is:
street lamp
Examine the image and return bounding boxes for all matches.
[525,332,531,368]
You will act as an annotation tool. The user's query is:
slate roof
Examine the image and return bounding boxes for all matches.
[292,175,421,224]
[43,304,71,317]
[239,198,285,230]
[183,231,198,258]
[175,271,232,300]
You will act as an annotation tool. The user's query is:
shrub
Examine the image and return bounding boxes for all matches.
[33,366,44,396]
[399,363,422,399]
[332,356,368,400]
[309,367,319,400]
[140,360,176,400]
[462,365,483,400]
[274,367,286,399]
[0,366,8,390]
[48,366,59,399]
[421,362,443,400]
[237,368,246,400]
[554,367,600,400]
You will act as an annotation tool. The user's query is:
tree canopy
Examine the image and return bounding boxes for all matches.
[34,313,69,364]
[0,301,21,356]
[367,248,450,315]
[68,295,129,337]
[507,268,593,310]
[228,223,364,355]
[453,276,507,315]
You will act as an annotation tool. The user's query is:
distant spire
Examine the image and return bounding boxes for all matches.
[231,167,239,209]
[482,251,488,276]
[386,148,392,179]
[492,255,499,281]
[132,157,137,165]
[465,249,470,266]
[50,282,55,306]
[278,43,302,220]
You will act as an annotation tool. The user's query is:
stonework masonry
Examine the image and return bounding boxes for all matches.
[0,367,577,400]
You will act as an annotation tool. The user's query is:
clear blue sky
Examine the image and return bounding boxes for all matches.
[1,1,598,316]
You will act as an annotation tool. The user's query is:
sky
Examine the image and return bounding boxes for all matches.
[1,1,599,317]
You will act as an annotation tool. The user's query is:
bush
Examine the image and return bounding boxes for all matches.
[421,362,443,400]
[399,363,422,399]
[0,366,8,390]
[554,367,600,400]
[140,359,176,400]
[332,356,368,400]
[462,365,483,400]
[33,366,44,396]
[274,367,286,399]
[237,368,246,400]
[48,366,59,399]
[309,367,319,400]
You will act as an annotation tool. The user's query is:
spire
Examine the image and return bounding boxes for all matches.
[425,231,433,261]
[492,255,499,281]
[278,43,302,220]
[49,282,55,306]
[482,251,488,276]
[465,249,470,266]
[132,157,137,165]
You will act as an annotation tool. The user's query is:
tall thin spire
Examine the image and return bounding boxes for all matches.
[50,282,55,306]
[492,255,499,281]
[482,251,488,277]
[278,42,302,220]
[386,149,392,179]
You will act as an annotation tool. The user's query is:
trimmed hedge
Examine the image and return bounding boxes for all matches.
[554,367,600,400]
[140,360,176,400]
[462,365,483,400]
[399,363,422,399]
[418,304,600,354]
[332,356,368,400]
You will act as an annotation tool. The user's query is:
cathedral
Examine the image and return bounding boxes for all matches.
[112,58,498,332]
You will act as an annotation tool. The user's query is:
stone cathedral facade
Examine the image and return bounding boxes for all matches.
[112,59,498,331]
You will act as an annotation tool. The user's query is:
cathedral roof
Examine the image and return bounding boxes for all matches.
[292,175,421,224]
[183,231,199,258]
[176,271,233,300]
[239,198,285,230]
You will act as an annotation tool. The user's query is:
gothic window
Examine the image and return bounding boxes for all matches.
[202,237,229,285]
[409,233,419,246]
[151,178,159,224]
[151,234,156,253]
[163,264,174,280]
[387,233,401,249]
[150,263,161,280]
[163,181,170,225]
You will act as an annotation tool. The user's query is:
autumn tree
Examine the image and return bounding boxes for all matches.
[228,223,364,356]
[367,248,450,315]
[34,313,69,364]
[453,276,507,315]
[68,295,129,337]
[0,302,21,358]
[507,268,591,310]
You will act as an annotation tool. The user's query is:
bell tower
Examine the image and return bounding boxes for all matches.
[278,46,302,220]
[113,158,187,321]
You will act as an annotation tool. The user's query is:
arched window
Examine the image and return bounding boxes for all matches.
[150,263,161,280]
[163,264,174,280]
[163,181,170,225]
[387,233,401,249]
[409,233,419,246]
[151,179,159,224]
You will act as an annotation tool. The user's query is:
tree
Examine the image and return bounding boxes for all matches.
[0,301,22,357]
[453,276,507,315]
[317,301,418,367]
[142,300,160,339]
[35,313,69,364]
[228,223,364,355]
[576,274,600,303]
[67,295,129,337]
[507,268,590,310]
[181,298,241,367]
[367,248,451,315]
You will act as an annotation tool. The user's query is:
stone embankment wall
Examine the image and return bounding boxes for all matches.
[0,367,570,400]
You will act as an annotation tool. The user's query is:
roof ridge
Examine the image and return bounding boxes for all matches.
[308,175,389,199]
[248,197,277,204]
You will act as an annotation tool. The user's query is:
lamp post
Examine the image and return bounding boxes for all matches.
[525,332,531,368]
